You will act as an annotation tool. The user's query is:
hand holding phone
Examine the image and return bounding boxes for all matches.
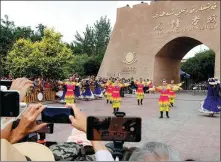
[66,104,87,132]
[0,91,20,117]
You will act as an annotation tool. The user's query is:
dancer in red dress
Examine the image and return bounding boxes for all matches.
[168,80,183,107]
[135,78,145,105]
[111,78,128,114]
[59,77,77,104]
[104,80,113,104]
[149,80,171,118]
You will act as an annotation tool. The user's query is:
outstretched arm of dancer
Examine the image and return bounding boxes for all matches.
[177,81,184,87]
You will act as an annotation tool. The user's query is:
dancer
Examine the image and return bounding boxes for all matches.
[93,79,103,99]
[82,79,94,101]
[214,78,221,110]
[199,78,220,116]
[149,80,171,118]
[111,78,128,114]
[58,77,76,104]
[104,79,113,104]
[168,80,183,107]
[74,78,81,100]
[135,78,145,105]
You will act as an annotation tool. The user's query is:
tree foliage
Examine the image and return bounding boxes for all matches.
[1,14,112,77]
[0,15,47,76]
[181,50,215,82]
[71,16,111,76]
[83,56,101,76]
[6,28,74,79]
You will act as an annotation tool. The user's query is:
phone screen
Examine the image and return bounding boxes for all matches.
[87,116,141,142]
[0,80,12,90]
[0,91,20,117]
[41,107,74,124]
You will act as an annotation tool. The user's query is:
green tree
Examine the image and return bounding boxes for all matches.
[94,16,111,62]
[72,16,111,58]
[0,15,46,76]
[72,54,90,76]
[6,28,74,79]
[181,50,215,82]
[83,56,101,76]
[70,16,111,76]
[73,25,95,56]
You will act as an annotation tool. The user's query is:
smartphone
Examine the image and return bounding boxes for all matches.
[0,80,12,90]
[87,116,141,142]
[0,90,20,117]
[41,107,74,124]
[36,120,54,134]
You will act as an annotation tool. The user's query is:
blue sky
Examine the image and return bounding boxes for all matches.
[1,1,209,59]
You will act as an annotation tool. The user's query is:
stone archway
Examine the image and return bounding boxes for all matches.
[98,1,220,84]
[153,36,203,85]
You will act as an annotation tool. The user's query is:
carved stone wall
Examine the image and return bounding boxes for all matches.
[98,1,220,85]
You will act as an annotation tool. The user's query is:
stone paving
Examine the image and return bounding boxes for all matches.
[46,92,220,161]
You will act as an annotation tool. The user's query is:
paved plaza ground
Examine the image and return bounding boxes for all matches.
[46,92,220,161]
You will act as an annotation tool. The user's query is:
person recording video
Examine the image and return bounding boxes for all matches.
[1,77,114,161]
[1,77,181,161]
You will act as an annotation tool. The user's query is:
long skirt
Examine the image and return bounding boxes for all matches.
[136,92,144,100]
[112,97,121,109]
[65,91,75,104]
[94,87,103,97]
[74,86,81,98]
[202,96,219,113]
[159,96,170,112]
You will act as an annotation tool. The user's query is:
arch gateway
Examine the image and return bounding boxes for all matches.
[97,1,220,85]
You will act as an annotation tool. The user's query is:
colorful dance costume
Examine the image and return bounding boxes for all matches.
[74,83,81,99]
[200,78,220,116]
[82,82,94,100]
[150,85,171,118]
[111,83,123,113]
[64,81,76,104]
[168,82,183,107]
[135,81,145,105]
[93,81,103,98]
[105,81,113,104]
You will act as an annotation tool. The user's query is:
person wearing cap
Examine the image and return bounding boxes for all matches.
[149,80,171,118]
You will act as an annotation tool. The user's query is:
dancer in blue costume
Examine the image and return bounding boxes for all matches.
[74,78,81,99]
[93,79,103,99]
[82,79,94,100]
[199,78,220,116]
[214,78,221,110]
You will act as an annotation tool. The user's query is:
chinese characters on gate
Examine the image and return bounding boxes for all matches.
[153,2,218,35]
